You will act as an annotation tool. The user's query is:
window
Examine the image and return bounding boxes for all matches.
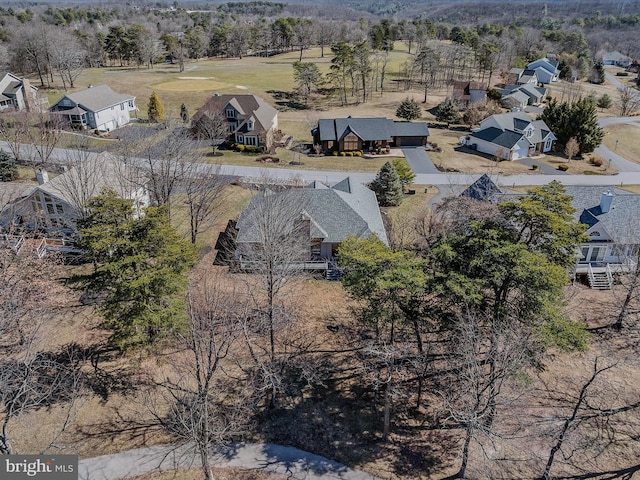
[120,103,125,111]
[343,133,359,151]
[245,136,257,146]
[63,99,70,106]
[226,108,236,119]
[128,100,134,108]
[247,118,254,131]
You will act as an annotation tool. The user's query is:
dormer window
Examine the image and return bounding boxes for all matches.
[247,118,254,131]
[225,107,236,119]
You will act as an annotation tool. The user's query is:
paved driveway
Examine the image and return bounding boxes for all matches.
[402,147,440,174]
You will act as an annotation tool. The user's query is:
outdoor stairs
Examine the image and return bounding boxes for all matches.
[588,264,613,290]
[326,260,341,281]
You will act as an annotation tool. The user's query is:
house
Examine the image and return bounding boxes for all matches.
[234,177,388,271]
[507,68,538,86]
[312,117,429,153]
[459,174,502,202]
[49,85,137,131]
[526,57,560,84]
[0,72,46,113]
[601,51,632,67]
[0,153,149,237]
[565,186,640,289]
[452,81,487,106]
[626,62,640,74]
[191,93,279,151]
[500,84,547,108]
[465,112,556,160]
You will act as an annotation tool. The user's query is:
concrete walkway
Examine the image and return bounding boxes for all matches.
[79,442,380,480]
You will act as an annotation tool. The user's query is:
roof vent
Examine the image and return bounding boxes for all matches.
[600,190,614,213]
[214,92,219,96]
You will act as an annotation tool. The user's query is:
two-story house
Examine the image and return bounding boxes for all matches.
[49,85,137,132]
[465,112,556,160]
[526,57,560,84]
[191,93,279,151]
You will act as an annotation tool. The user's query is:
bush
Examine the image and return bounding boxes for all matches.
[589,154,604,167]
[531,164,539,170]
[245,145,255,153]
[0,151,18,181]
[557,164,569,171]
[346,151,353,156]
[236,144,245,152]
[355,151,362,157]
[332,151,338,156]
[616,72,630,76]
[340,152,346,156]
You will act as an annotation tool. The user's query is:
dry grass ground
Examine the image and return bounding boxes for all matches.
[603,123,640,164]
[130,467,287,479]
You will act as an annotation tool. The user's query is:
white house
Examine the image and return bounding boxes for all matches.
[526,58,560,84]
[49,85,137,132]
[601,51,632,67]
[566,186,640,289]
[500,84,548,108]
[465,112,556,160]
[0,153,148,237]
[0,72,46,113]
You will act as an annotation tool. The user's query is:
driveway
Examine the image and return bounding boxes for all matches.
[79,442,380,480]
[515,157,568,175]
[402,147,440,174]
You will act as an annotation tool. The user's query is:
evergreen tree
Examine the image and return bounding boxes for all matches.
[541,97,603,154]
[0,151,18,182]
[75,188,196,348]
[596,94,612,110]
[396,97,422,121]
[588,62,605,84]
[147,91,165,123]
[391,158,416,187]
[370,161,403,207]
[435,99,461,127]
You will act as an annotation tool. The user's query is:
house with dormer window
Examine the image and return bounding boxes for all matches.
[191,93,279,150]
[465,112,556,160]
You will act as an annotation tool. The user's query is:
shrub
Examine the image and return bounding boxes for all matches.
[616,72,629,76]
[531,164,539,170]
[346,151,353,156]
[355,151,362,157]
[589,154,604,166]
[332,151,338,156]
[340,152,346,156]
[0,151,18,181]
[245,145,255,153]
[236,144,245,152]
[557,164,569,171]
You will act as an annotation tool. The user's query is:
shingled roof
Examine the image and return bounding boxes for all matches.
[191,93,278,135]
[52,85,134,113]
[236,178,388,246]
[315,117,429,142]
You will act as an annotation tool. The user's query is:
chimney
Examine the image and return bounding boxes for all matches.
[36,168,49,185]
[600,190,614,213]
[22,78,35,112]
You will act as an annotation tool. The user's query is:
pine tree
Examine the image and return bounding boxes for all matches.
[147,91,165,123]
[541,98,603,154]
[596,94,612,110]
[435,99,462,127]
[370,161,403,207]
[396,97,422,121]
[0,151,18,182]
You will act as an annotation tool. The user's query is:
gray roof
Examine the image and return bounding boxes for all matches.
[192,94,278,135]
[470,127,525,149]
[502,90,530,106]
[460,174,502,202]
[316,118,429,142]
[563,186,640,244]
[530,120,555,144]
[51,85,134,113]
[236,178,388,246]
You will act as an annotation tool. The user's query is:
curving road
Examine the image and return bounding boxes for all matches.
[78,442,380,480]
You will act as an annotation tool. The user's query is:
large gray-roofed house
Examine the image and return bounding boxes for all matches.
[191,93,279,150]
[0,72,45,112]
[313,117,429,153]
[235,177,388,269]
[50,84,137,132]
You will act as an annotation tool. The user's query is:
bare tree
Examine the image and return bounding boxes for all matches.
[0,251,84,455]
[21,110,65,175]
[439,309,530,479]
[564,137,580,163]
[191,110,229,156]
[48,30,87,91]
[148,278,251,480]
[0,111,29,163]
[614,244,640,331]
[182,165,231,244]
[618,86,640,117]
[235,180,312,406]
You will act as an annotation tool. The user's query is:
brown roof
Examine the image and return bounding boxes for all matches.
[191,93,278,135]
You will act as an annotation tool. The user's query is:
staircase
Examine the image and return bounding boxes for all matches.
[326,259,341,281]
[588,264,613,290]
